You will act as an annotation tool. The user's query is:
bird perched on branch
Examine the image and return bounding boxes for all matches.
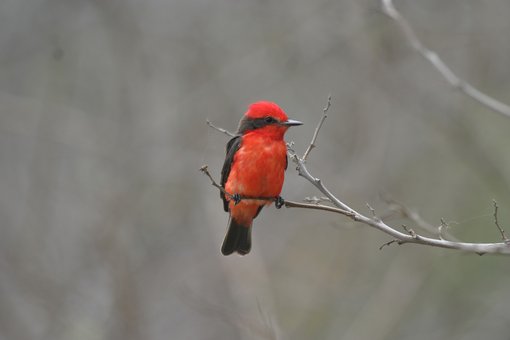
[220,102,302,255]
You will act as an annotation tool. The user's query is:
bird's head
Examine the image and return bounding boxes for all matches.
[237,101,303,139]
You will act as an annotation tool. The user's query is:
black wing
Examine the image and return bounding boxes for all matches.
[220,136,242,212]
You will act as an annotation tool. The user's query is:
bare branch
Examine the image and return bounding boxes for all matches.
[282,176,510,254]
[286,103,510,255]
[290,152,510,254]
[206,119,237,138]
[492,200,510,244]
[302,95,331,161]
[204,107,510,255]
[382,195,460,242]
[283,200,354,216]
[381,0,510,119]
[199,165,233,199]
[304,196,331,204]
[289,151,354,213]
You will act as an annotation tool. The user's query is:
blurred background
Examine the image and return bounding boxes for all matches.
[2,0,510,339]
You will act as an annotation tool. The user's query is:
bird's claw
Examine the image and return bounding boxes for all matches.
[275,196,285,209]
[232,193,241,205]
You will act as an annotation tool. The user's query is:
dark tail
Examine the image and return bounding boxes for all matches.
[221,218,252,256]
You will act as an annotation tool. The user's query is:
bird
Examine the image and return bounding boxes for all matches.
[220,101,303,255]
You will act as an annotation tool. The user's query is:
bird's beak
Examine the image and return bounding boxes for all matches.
[281,119,303,126]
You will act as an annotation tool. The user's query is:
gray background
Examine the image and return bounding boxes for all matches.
[1,0,510,339]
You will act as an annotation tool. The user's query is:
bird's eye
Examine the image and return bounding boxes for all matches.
[264,116,275,123]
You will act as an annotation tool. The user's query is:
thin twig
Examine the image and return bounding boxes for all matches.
[492,200,510,244]
[302,95,331,162]
[206,120,237,138]
[379,239,400,250]
[381,0,510,119]
[366,203,377,218]
[200,165,233,199]
[439,218,448,241]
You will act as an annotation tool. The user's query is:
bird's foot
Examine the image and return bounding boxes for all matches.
[275,196,285,209]
[232,193,242,205]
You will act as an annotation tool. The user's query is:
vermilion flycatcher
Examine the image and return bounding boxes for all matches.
[220,102,303,255]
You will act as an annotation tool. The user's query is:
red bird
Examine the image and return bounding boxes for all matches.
[220,102,302,255]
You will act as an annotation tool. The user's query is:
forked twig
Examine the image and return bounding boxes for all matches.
[492,200,510,244]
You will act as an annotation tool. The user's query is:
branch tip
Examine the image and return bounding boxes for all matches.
[366,203,377,217]
[206,119,237,137]
[438,218,449,240]
[492,200,510,244]
[302,95,332,161]
[323,94,332,114]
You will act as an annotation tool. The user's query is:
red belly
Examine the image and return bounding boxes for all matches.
[225,136,287,224]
